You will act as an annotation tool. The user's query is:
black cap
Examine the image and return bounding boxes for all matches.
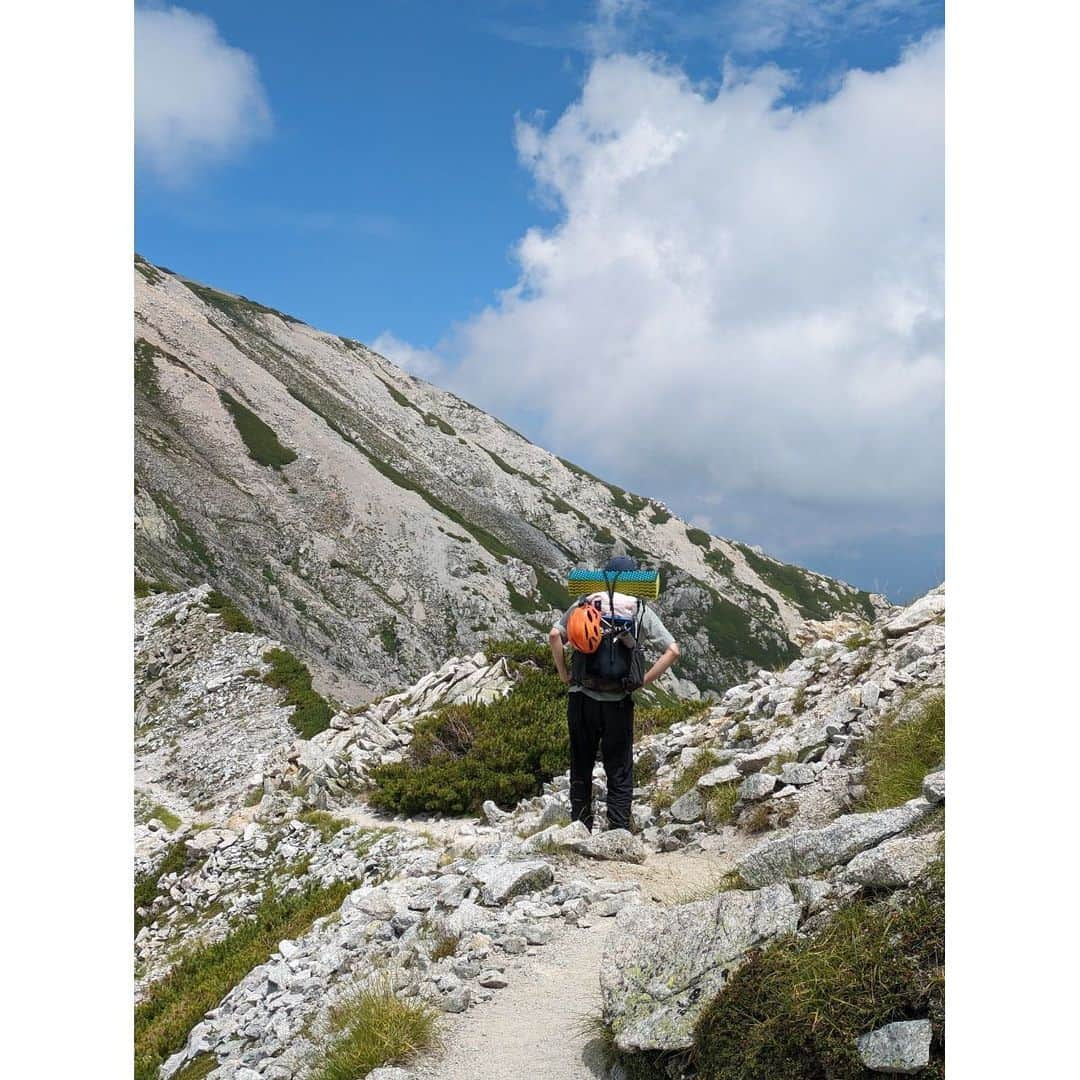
[604,555,639,572]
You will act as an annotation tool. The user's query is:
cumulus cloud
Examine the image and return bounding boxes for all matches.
[439,32,942,557]
[371,332,447,382]
[135,6,271,181]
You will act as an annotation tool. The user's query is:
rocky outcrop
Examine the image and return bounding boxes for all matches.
[600,883,801,1051]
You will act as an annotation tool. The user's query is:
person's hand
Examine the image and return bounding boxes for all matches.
[559,671,572,685]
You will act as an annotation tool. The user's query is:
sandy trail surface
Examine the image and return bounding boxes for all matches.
[416,844,748,1079]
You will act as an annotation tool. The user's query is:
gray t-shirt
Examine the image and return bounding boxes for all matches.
[554,598,676,701]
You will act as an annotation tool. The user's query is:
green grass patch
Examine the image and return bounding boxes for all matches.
[307,984,438,1080]
[134,839,189,935]
[859,693,945,811]
[297,810,351,841]
[173,1054,216,1080]
[672,751,721,798]
[736,543,875,621]
[134,881,354,1080]
[634,697,710,739]
[692,862,944,1079]
[135,575,175,599]
[203,590,254,633]
[593,526,616,546]
[156,494,215,570]
[702,592,799,669]
[704,782,740,827]
[135,254,165,286]
[262,648,334,738]
[218,390,298,469]
[183,279,305,326]
[428,932,461,961]
[649,506,672,525]
[704,547,735,575]
[686,527,711,549]
[508,584,544,615]
[135,338,165,400]
[149,805,182,831]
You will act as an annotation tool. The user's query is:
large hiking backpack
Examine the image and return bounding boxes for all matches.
[569,571,648,693]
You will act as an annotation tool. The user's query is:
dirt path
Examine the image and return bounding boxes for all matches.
[416,845,750,1079]
[421,919,611,1080]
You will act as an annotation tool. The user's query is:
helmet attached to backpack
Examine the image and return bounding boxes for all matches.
[567,602,603,654]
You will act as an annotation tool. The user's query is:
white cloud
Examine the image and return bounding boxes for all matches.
[135,6,271,182]
[371,332,447,382]
[441,33,943,550]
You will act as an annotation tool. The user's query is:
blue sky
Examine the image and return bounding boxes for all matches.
[136,1,945,602]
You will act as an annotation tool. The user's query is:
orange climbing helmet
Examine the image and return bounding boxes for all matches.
[567,601,603,654]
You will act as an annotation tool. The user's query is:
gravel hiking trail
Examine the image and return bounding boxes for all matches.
[416,847,747,1079]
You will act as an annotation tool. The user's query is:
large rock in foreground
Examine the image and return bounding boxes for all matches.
[735,799,934,887]
[600,883,800,1051]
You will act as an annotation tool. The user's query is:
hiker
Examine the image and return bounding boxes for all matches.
[549,555,680,832]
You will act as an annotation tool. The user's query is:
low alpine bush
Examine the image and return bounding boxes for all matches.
[262,648,333,738]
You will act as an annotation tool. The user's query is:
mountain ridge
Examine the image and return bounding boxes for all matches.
[134,254,884,702]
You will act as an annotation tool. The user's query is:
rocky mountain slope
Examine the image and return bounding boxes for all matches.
[135,583,944,1080]
[134,255,882,701]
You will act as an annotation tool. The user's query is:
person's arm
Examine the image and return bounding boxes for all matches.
[640,606,679,686]
[549,626,572,684]
[643,640,679,686]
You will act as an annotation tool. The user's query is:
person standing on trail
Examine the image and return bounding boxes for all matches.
[549,555,680,832]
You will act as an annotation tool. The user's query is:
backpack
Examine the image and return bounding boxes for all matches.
[570,574,648,693]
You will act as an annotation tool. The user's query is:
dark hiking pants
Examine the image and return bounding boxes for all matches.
[567,691,634,832]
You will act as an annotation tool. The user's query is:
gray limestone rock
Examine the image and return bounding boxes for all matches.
[668,788,705,823]
[471,858,554,906]
[921,770,945,804]
[855,1019,932,1073]
[600,883,800,1052]
[738,772,778,801]
[570,828,647,865]
[736,799,934,886]
[840,832,942,889]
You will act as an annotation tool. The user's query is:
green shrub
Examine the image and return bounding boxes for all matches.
[307,985,438,1080]
[369,665,568,815]
[686,527,711,549]
[372,639,707,815]
[649,506,672,525]
[262,648,333,738]
[378,617,400,655]
[204,590,254,633]
[135,881,354,1080]
[635,698,710,740]
[692,863,944,1080]
[218,390,298,470]
[859,693,945,811]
